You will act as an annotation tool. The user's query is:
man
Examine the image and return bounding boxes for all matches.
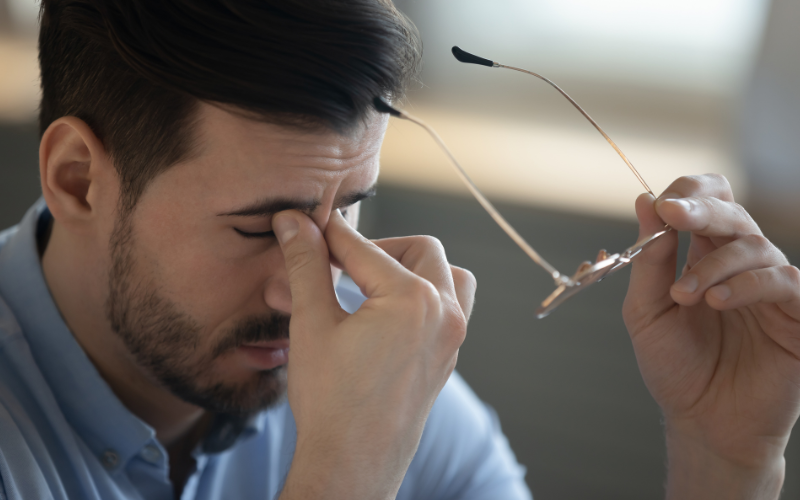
[0,1,798,500]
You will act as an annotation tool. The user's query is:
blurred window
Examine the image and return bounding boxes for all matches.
[429,0,771,95]
[7,0,38,34]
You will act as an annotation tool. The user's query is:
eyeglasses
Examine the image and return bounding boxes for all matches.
[373,47,671,318]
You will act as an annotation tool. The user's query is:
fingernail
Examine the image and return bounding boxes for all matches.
[673,274,698,293]
[273,213,299,244]
[661,198,693,212]
[708,284,731,302]
[657,192,681,202]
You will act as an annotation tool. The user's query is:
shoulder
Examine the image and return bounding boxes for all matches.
[0,225,18,250]
[0,296,22,347]
[398,372,532,500]
[0,299,63,500]
[0,392,60,500]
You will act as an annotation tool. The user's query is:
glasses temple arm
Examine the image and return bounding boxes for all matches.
[396,109,567,285]
[496,64,654,197]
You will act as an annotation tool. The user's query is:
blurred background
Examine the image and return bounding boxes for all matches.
[2,0,800,498]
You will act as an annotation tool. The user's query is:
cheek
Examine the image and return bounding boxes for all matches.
[138,232,285,324]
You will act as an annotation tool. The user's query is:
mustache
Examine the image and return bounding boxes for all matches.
[211,313,291,358]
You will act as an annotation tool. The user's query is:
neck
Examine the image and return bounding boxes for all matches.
[41,220,207,448]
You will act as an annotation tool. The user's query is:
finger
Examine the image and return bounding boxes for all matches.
[624,193,679,329]
[671,234,789,306]
[656,173,735,203]
[323,209,417,299]
[273,210,342,321]
[635,193,666,241]
[703,265,800,316]
[450,265,477,321]
[685,233,718,271]
[654,195,761,240]
[372,236,454,295]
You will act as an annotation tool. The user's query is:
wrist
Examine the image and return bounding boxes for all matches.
[278,433,406,500]
[665,424,785,500]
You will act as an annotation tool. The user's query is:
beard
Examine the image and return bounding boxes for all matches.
[105,215,290,414]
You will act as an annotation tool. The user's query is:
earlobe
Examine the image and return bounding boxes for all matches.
[39,117,111,230]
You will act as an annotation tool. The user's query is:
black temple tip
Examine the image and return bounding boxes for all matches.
[451,46,494,67]
[373,97,402,117]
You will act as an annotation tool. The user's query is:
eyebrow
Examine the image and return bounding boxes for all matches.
[217,184,377,217]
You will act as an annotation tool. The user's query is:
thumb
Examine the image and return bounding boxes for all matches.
[624,193,678,330]
[273,210,341,322]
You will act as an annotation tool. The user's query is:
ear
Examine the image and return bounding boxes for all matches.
[39,117,115,232]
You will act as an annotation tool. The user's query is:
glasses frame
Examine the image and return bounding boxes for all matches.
[372,47,671,318]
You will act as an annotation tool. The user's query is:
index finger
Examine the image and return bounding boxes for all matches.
[657,174,735,202]
[654,195,761,240]
[324,210,419,299]
[372,236,455,296]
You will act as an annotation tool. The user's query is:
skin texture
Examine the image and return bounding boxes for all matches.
[625,174,800,500]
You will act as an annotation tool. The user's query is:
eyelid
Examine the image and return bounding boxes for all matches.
[234,227,275,239]
[234,207,349,239]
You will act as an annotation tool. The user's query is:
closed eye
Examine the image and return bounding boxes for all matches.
[234,228,275,239]
[233,208,350,240]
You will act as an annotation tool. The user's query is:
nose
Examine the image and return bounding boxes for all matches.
[262,209,341,315]
[263,248,293,315]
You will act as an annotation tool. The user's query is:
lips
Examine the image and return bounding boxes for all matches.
[237,340,290,370]
[241,339,290,350]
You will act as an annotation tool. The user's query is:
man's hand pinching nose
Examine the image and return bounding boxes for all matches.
[271,208,476,500]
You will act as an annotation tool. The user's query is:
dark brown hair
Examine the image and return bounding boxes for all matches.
[38,0,421,214]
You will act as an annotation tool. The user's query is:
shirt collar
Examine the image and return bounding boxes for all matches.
[201,411,265,454]
[0,199,155,471]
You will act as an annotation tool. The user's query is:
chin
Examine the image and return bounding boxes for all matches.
[169,365,288,414]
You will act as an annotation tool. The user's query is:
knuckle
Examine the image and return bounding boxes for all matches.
[452,266,477,290]
[781,265,800,288]
[411,277,441,303]
[417,235,445,254]
[674,175,704,194]
[445,312,468,347]
[731,202,754,225]
[397,279,440,321]
[436,306,468,352]
[704,173,734,201]
[741,233,771,253]
[741,269,762,289]
[706,172,730,189]
[701,252,728,274]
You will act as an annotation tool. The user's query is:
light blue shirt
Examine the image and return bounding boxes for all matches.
[0,200,531,500]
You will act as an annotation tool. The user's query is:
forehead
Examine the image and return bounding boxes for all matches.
[195,103,387,174]
[144,103,387,212]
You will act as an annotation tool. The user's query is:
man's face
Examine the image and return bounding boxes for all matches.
[105,103,386,414]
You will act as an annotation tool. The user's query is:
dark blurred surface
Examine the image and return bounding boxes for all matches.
[0,121,40,228]
[2,122,800,498]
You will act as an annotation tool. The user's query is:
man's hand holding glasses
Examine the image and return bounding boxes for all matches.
[625,174,800,499]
